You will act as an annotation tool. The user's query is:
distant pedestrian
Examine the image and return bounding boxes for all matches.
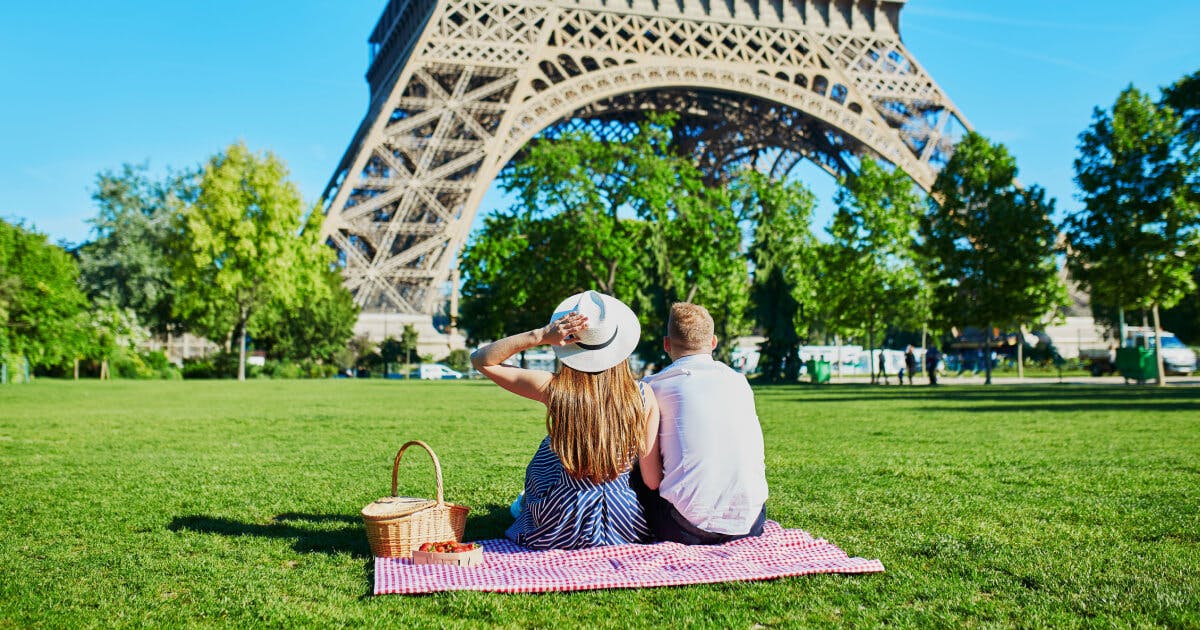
[903,345,917,385]
[925,346,941,386]
[875,349,889,385]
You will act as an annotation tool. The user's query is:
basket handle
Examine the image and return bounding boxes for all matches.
[391,440,445,505]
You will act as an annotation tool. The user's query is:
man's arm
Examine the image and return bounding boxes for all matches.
[637,387,663,490]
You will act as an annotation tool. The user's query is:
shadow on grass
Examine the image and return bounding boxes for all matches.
[169,506,516,554]
[168,513,371,558]
[772,384,1200,406]
[465,503,513,541]
[917,401,1200,414]
[169,506,516,596]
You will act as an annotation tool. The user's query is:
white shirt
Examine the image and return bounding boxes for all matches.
[644,353,768,534]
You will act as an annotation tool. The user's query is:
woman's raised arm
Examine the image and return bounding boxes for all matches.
[470,312,589,404]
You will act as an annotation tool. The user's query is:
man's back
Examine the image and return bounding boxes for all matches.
[645,354,768,535]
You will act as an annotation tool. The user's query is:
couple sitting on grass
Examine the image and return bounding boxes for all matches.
[470,291,767,549]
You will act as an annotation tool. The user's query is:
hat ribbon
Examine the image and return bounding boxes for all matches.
[575,326,620,351]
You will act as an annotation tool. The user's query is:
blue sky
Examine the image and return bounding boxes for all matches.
[2,1,1198,246]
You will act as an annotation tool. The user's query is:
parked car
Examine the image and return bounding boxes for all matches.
[412,363,464,380]
[1079,347,1118,376]
[1081,328,1196,376]
[1140,331,1197,376]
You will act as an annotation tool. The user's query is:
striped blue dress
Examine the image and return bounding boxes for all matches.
[505,432,650,549]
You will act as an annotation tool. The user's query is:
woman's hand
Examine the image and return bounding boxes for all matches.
[471,313,587,370]
[541,312,588,346]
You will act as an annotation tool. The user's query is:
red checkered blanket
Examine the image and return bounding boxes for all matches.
[374,521,883,595]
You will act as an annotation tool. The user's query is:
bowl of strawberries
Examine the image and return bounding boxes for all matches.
[411,540,484,567]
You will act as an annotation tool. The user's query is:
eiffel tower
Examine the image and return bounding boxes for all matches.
[320,0,971,343]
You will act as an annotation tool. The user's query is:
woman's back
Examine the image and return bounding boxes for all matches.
[506,435,649,549]
[470,290,663,550]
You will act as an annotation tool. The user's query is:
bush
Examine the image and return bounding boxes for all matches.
[142,351,172,372]
[314,363,339,378]
[107,350,177,380]
[443,349,471,373]
[2,354,32,383]
[20,350,180,380]
[157,366,183,380]
[259,359,339,379]
[141,350,182,380]
[181,358,216,379]
[261,360,303,379]
[182,352,239,379]
[180,354,348,380]
[112,348,157,379]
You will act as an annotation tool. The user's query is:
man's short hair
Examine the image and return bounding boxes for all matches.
[668,302,714,351]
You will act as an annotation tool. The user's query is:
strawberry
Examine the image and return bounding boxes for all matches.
[418,540,477,554]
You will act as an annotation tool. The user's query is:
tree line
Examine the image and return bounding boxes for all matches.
[460,72,1200,385]
[3,71,1196,384]
[1,142,359,381]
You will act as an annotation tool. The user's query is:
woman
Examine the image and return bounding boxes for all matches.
[470,290,662,549]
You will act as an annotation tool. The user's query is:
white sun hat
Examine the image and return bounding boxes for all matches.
[549,290,641,373]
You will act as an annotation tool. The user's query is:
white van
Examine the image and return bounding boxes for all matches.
[1125,329,1197,376]
[414,364,464,380]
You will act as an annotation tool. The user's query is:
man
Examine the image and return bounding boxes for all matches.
[634,302,768,544]
[925,345,941,386]
[903,345,918,386]
[875,349,890,385]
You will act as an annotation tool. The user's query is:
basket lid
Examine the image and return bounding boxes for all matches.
[361,496,437,520]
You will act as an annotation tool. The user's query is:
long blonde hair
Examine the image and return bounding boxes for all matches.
[545,362,646,484]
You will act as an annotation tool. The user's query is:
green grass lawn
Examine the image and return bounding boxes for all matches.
[1,380,1197,628]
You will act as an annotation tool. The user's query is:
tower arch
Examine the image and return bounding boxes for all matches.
[495,64,925,184]
[320,0,971,317]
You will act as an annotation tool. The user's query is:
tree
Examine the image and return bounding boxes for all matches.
[653,169,748,365]
[252,269,358,364]
[613,121,747,360]
[458,209,654,364]
[1159,267,1200,344]
[401,324,420,371]
[84,305,151,379]
[739,171,818,382]
[505,130,652,300]
[1066,86,1200,385]
[378,338,405,376]
[462,114,748,366]
[0,248,15,358]
[334,334,378,376]
[1162,70,1200,344]
[378,325,419,376]
[1163,69,1200,153]
[172,142,314,381]
[459,212,586,347]
[250,208,359,364]
[0,219,91,370]
[920,132,1065,384]
[821,157,928,383]
[76,164,192,336]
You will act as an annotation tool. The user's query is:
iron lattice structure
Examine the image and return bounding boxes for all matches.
[321,0,971,316]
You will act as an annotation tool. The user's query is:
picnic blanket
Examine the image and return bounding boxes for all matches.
[374,521,883,594]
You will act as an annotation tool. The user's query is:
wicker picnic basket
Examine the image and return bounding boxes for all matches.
[361,440,469,558]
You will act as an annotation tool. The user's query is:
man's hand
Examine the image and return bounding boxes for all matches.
[542,312,589,346]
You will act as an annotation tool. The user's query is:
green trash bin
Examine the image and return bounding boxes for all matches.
[806,359,831,384]
[1115,347,1157,383]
